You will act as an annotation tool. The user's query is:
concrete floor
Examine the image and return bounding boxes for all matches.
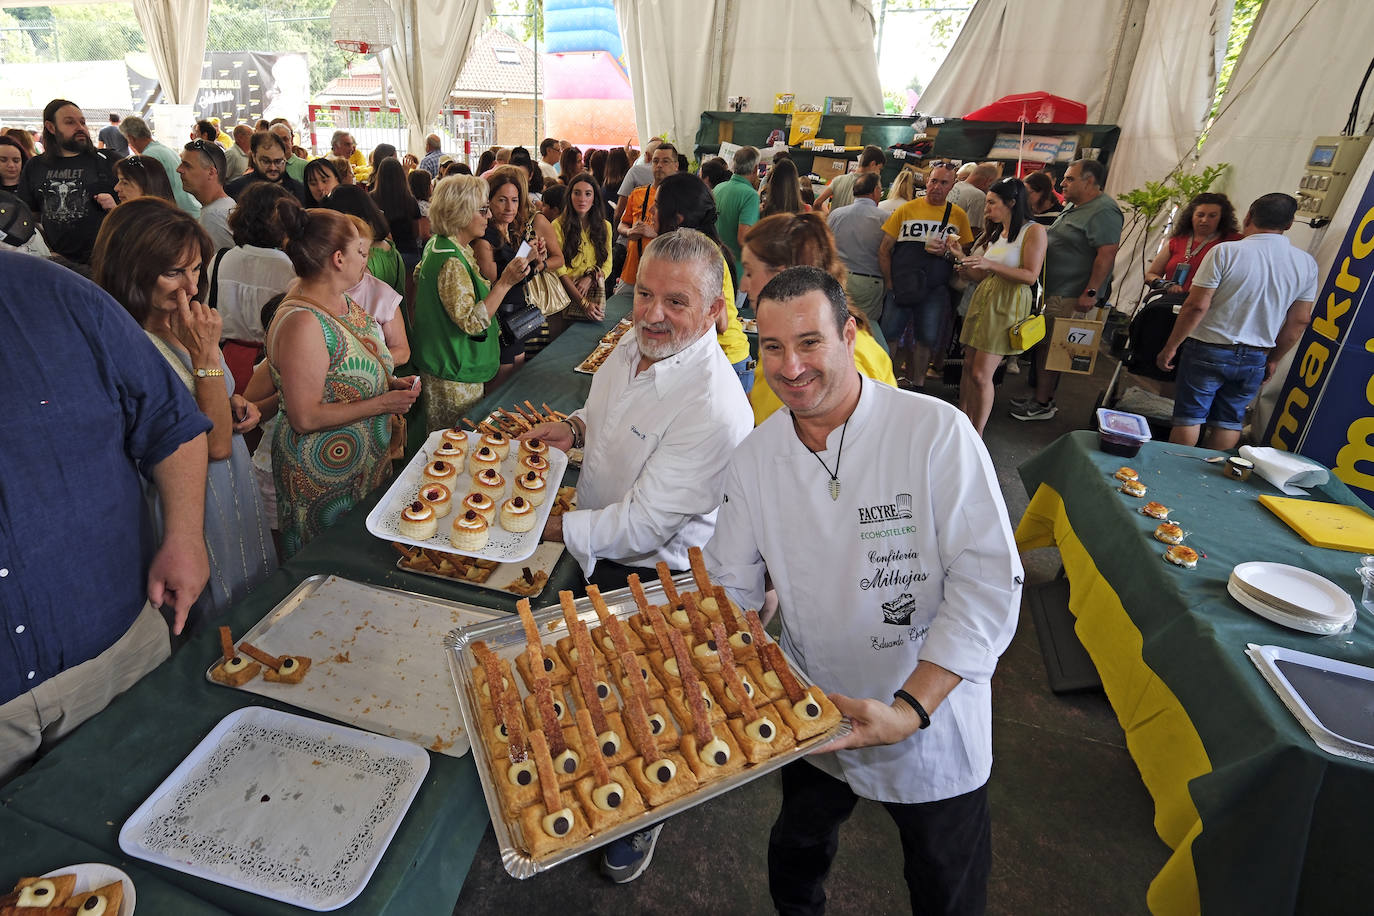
[453,355,1170,915]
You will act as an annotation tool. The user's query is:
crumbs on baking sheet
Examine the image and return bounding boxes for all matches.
[429,734,454,752]
[334,651,351,663]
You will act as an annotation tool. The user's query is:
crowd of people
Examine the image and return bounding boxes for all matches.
[1,97,1318,911]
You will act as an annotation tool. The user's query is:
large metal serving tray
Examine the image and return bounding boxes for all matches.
[444,576,848,877]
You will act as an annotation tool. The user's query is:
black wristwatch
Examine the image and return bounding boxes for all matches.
[1084,288,1098,298]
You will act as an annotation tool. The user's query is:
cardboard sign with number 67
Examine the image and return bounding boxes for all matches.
[1046,308,1108,375]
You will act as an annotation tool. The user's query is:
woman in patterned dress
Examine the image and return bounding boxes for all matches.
[266,203,421,557]
[91,198,276,633]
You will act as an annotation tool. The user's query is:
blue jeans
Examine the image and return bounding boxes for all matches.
[1172,338,1268,430]
[880,285,950,349]
[733,357,756,395]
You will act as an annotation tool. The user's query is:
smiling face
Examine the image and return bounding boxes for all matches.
[757,288,857,419]
[489,180,520,227]
[633,255,718,362]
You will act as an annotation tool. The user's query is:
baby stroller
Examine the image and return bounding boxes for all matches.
[1096,289,1184,437]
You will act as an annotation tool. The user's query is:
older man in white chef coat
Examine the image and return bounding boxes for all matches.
[525,227,753,589]
[704,266,1021,915]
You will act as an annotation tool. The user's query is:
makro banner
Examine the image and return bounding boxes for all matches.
[1265,168,1374,507]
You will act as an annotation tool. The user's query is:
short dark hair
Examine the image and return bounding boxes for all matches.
[185,139,226,183]
[108,113,121,124]
[757,265,850,335]
[859,144,885,168]
[277,202,360,280]
[323,184,389,241]
[853,173,880,197]
[1075,158,1107,187]
[91,197,213,326]
[732,146,759,176]
[700,157,730,188]
[1249,193,1298,230]
[251,130,288,158]
[539,137,559,156]
[510,146,532,167]
[195,119,218,142]
[654,143,678,159]
[229,181,297,247]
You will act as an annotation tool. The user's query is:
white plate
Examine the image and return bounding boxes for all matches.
[1231,562,1354,621]
[1227,577,1355,635]
[365,430,568,564]
[37,863,135,915]
[120,706,429,911]
[204,575,500,757]
[1248,643,1374,752]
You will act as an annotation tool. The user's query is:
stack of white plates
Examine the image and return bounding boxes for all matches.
[1228,562,1356,635]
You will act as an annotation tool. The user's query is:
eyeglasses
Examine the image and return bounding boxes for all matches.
[257,156,287,168]
[926,160,959,170]
[477,205,492,216]
[188,139,212,151]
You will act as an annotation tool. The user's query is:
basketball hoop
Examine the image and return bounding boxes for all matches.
[331,0,394,70]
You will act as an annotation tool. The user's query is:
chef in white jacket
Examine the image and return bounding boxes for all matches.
[704,265,1021,915]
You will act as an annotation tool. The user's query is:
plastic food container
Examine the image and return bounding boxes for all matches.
[1096,408,1152,457]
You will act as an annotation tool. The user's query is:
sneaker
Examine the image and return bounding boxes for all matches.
[601,824,663,884]
[1011,399,1058,421]
[1005,360,1021,375]
[1008,393,1037,411]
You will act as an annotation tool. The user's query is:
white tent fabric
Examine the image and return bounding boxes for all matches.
[1105,0,1234,314]
[129,0,209,106]
[1194,0,1374,256]
[614,0,882,152]
[378,0,492,155]
[915,0,1141,123]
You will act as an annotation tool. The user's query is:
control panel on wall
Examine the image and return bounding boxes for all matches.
[1295,135,1372,221]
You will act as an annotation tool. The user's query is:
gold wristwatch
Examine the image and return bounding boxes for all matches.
[194,367,226,379]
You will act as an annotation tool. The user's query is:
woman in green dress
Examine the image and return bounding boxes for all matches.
[266,203,421,557]
[409,174,528,431]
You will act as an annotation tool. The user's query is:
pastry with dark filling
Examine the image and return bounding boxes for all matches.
[531,674,586,788]
[2,873,76,909]
[673,628,746,781]
[570,707,646,832]
[513,598,572,688]
[65,881,123,916]
[765,641,842,741]
[714,622,796,762]
[518,728,590,857]
[209,625,261,687]
[620,649,682,751]
[622,687,697,807]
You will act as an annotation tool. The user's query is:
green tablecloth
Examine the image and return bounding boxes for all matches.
[0,294,637,912]
[1017,432,1374,914]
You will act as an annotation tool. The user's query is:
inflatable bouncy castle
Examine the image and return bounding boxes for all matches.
[543,0,638,146]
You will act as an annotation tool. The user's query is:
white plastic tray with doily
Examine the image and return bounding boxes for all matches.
[120,706,429,911]
[366,429,568,564]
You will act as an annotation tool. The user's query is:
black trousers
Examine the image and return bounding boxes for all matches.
[768,760,991,916]
[583,559,665,596]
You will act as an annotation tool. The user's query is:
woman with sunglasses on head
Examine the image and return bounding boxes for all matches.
[92,154,176,210]
[953,177,1047,436]
[90,197,275,630]
[224,130,306,204]
[265,202,420,557]
[472,165,563,389]
[410,174,529,430]
[303,157,342,206]
[553,171,612,323]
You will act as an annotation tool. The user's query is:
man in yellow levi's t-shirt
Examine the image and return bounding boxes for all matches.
[878,163,973,389]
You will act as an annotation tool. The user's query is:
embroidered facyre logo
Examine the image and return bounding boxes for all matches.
[857,493,912,526]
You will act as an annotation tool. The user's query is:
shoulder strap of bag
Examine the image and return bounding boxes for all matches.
[207,246,230,310]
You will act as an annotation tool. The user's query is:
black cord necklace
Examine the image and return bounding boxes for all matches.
[794,376,861,501]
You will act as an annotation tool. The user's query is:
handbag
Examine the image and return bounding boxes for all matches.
[891,202,953,308]
[1008,235,1047,350]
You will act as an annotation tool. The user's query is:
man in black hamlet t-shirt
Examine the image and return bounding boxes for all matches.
[16,99,116,264]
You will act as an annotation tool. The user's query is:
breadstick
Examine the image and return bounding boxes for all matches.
[575,662,610,735]
[666,629,711,744]
[714,584,743,634]
[517,598,547,671]
[764,642,806,703]
[237,641,283,670]
[622,690,659,762]
[462,417,480,430]
[480,646,507,707]
[218,626,235,663]
[499,407,531,432]
[574,707,612,785]
[713,622,757,721]
[745,610,770,665]
[620,650,653,713]
[655,562,681,604]
[627,573,651,612]
[533,675,568,755]
[588,585,632,658]
[684,592,712,648]
[502,690,527,763]
[647,605,675,659]
[528,729,561,813]
[558,590,581,636]
[524,399,542,419]
[687,546,712,593]
[569,611,599,677]
[390,541,420,560]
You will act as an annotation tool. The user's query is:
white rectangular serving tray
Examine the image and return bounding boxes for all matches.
[119,706,429,911]
[205,575,499,757]
[1247,643,1374,756]
[444,576,848,878]
[366,429,568,564]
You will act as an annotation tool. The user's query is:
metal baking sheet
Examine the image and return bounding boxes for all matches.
[444,577,849,878]
[573,316,635,374]
[206,575,500,757]
[395,540,566,598]
[120,706,429,911]
[365,429,569,564]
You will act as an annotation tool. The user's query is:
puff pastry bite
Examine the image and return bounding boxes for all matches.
[518,729,590,856]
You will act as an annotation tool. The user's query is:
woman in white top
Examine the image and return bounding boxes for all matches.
[954,177,1047,436]
[879,167,923,212]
